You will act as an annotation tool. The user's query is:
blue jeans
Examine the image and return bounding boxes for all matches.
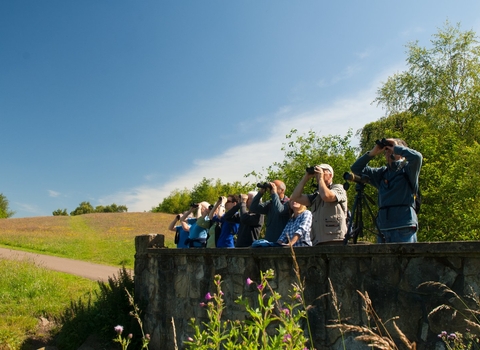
[379,227,417,243]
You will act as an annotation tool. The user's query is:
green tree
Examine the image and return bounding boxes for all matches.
[152,180,252,214]
[95,204,128,213]
[249,129,358,204]
[152,188,192,214]
[70,201,95,216]
[363,21,480,241]
[52,208,68,216]
[0,193,15,218]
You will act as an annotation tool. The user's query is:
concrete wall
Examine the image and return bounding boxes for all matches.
[134,234,480,349]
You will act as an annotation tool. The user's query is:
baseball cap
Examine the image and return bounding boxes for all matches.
[319,164,334,177]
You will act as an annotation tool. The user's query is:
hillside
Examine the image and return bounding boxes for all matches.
[0,212,176,268]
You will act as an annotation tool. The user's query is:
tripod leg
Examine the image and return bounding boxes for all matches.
[363,196,385,243]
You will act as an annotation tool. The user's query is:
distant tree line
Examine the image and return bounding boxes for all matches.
[153,22,480,242]
[53,201,128,216]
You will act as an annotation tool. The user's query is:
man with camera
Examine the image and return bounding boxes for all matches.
[350,138,422,243]
[249,180,290,243]
[224,191,264,247]
[290,164,348,245]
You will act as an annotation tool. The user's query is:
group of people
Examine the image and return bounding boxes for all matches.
[168,138,423,248]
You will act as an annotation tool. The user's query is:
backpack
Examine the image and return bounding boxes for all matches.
[381,168,422,214]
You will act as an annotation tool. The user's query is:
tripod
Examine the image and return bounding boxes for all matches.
[342,174,385,245]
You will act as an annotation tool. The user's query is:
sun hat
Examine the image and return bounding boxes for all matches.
[319,164,334,177]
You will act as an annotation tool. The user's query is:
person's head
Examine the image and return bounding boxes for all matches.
[226,194,238,211]
[273,180,286,199]
[289,200,307,215]
[198,201,211,216]
[385,138,407,164]
[318,164,334,186]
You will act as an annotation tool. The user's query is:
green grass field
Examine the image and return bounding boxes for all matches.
[0,212,176,268]
[0,212,175,349]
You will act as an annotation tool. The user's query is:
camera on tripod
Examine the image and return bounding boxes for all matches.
[343,172,370,184]
[257,182,273,190]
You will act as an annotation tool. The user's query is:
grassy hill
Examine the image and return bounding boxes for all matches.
[0,212,176,268]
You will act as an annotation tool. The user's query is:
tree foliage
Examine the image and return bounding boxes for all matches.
[361,21,480,241]
[69,202,128,216]
[0,193,15,219]
[152,179,252,214]
[52,208,68,216]
[247,128,358,205]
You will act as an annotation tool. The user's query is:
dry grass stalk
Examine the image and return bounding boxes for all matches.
[328,289,416,350]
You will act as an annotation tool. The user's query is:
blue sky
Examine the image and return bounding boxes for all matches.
[2,1,480,218]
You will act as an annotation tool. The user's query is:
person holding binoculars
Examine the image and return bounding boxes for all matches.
[350,138,422,243]
[249,180,290,243]
[290,164,348,245]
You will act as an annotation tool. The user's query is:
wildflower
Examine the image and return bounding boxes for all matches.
[282,308,290,316]
[199,302,206,307]
[128,333,133,339]
[257,284,264,291]
[283,334,292,343]
[448,333,457,340]
[220,291,224,296]
[246,277,253,285]
[205,292,212,300]
[188,337,194,341]
[145,334,150,340]
[114,325,124,334]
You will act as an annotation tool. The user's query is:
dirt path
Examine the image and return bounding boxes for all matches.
[0,247,132,281]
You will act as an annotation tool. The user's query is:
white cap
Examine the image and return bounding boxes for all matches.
[319,164,334,177]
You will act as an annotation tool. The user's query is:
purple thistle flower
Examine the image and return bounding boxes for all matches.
[114,325,123,334]
[282,334,292,342]
[205,292,212,300]
[246,278,253,285]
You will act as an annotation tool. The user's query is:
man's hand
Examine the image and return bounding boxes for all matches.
[240,194,248,203]
[270,182,277,194]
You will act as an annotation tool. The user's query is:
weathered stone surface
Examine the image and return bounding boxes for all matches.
[135,238,480,350]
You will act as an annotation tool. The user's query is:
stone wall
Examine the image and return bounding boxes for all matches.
[134,234,480,350]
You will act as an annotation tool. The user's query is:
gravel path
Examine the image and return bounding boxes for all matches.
[0,247,132,281]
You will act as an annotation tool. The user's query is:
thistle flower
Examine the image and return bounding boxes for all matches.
[114,325,124,334]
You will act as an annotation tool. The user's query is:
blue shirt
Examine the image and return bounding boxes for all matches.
[277,210,313,247]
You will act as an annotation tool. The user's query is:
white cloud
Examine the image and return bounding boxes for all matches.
[48,190,61,198]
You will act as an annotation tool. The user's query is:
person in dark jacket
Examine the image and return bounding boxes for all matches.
[249,180,290,243]
[350,138,422,243]
[224,191,264,247]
